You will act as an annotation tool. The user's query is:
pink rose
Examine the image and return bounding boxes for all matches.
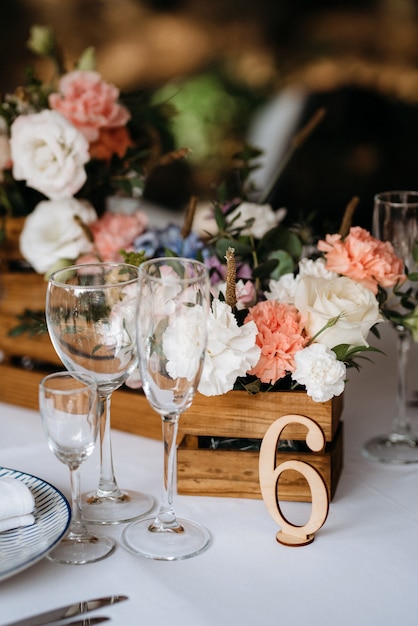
[318,226,406,294]
[90,210,148,261]
[49,70,131,142]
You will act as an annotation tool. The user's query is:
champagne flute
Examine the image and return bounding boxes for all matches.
[122,257,212,560]
[39,371,115,564]
[363,191,418,463]
[46,262,154,524]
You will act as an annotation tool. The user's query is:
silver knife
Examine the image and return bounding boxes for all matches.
[60,615,110,626]
[3,595,128,626]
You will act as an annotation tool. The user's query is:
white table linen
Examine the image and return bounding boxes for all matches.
[0,323,417,626]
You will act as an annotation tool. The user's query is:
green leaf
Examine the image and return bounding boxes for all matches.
[252,258,279,280]
[258,225,302,259]
[215,237,252,259]
[267,250,295,279]
[214,204,226,231]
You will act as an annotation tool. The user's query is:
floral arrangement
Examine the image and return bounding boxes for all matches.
[121,169,415,402]
[0,25,180,275]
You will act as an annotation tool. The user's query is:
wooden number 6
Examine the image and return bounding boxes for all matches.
[259,414,329,546]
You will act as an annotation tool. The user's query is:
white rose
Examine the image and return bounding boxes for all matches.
[10,110,89,199]
[294,275,382,349]
[227,202,286,239]
[20,198,97,274]
[291,343,346,402]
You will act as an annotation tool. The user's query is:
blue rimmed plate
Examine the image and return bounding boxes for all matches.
[0,467,71,582]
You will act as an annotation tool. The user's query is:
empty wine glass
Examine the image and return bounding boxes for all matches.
[122,257,212,560]
[39,371,115,564]
[46,262,154,524]
[363,191,418,463]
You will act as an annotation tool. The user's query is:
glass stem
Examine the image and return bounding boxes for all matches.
[68,465,89,539]
[150,412,183,533]
[393,326,411,438]
[95,393,123,498]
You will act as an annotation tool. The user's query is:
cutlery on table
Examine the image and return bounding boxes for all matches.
[3,595,128,626]
[53,615,110,626]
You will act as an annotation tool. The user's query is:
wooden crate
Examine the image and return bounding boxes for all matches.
[177,391,344,502]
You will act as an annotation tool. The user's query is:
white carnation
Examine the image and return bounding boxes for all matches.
[19,198,97,274]
[163,304,207,381]
[298,257,337,279]
[198,299,261,396]
[291,343,346,402]
[265,273,299,304]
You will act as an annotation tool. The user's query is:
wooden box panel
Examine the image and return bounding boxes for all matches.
[177,422,343,502]
[180,390,343,442]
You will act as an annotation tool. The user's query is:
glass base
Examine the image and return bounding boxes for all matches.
[82,489,155,525]
[46,534,116,565]
[121,516,212,561]
[362,434,418,464]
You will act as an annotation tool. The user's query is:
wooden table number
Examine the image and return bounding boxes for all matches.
[259,414,330,546]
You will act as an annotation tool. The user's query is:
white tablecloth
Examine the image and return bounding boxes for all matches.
[0,324,417,626]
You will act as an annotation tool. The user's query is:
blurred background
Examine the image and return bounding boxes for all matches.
[2,0,418,235]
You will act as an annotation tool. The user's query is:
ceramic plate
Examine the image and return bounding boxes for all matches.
[0,467,71,582]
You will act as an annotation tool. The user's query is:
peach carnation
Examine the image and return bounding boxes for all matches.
[318,226,406,294]
[49,70,131,142]
[244,300,307,384]
[89,127,134,161]
[90,210,148,261]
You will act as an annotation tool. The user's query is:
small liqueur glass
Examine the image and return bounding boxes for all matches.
[39,371,115,564]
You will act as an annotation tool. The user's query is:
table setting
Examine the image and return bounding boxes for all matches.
[1,321,418,626]
[1,24,418,626]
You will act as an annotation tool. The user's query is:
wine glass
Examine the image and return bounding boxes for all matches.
[122,257,212,560]
[39,371,116,564]
[363,191,418,463]
[46,262,154,524]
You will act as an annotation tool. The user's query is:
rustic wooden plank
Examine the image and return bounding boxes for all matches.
[179,390,343,442]
[177,423,343,502]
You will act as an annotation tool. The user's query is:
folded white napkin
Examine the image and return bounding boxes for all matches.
[0,477,35,532]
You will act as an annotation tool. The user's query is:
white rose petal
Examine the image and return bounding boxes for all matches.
[291,343,346,402]
[198,299,260,396]
[294,275,383,349]
[10,110,89,199]
[19,198,97,273]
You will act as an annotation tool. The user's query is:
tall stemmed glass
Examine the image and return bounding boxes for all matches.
[363,191,418,463]
[122,257,212,560]
[39,371,115,564]
[46,262,154,523]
